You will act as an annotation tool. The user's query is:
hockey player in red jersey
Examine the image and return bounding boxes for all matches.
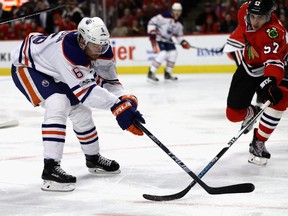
[11,17,145,191]
[226,0,288,166]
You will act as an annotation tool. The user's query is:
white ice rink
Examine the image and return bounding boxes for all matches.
[0,74,288,216]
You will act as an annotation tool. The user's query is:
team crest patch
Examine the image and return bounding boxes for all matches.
[266,27,278,39]
[42,80,49,87]
[244,34,259,60]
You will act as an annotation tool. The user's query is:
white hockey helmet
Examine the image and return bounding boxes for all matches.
[172,2,182,11]
[77,17,110,54]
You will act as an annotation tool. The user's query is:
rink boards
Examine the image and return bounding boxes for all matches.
[0,34,236,75]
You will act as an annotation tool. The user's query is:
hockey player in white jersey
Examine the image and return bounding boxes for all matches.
[11,17,145,192]
[147,2,190,82]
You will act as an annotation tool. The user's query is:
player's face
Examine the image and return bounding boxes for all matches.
[84,42,107,60]
[172,10,182,20]
[249,13,267,31]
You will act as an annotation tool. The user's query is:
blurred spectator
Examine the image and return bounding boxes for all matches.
[27,20,45,34]
[219,12,237,33]
[128,19,145,36]
[66,3,84,25]
[13,20,31,39]
[111,19,129,37]
[0,24,15,40]
[0,0,287,41]
[195,2,218,32]
[132,7,149,33]
[34,0,55,34]
[279,12,288,30]
[200,15,219,34]
[143,0,168,15]
[58,15,77,31]
[120,8,134,27]
[0,2,13,20]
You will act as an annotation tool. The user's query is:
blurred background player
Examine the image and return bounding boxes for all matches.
[225,0,288,166]
[11,17,145,191]
[146,2,190,82]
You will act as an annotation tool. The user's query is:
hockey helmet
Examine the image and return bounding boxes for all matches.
[77,17,110,54]
[171,3,182,20]
[172,2,182,11]
[247,0,275,18]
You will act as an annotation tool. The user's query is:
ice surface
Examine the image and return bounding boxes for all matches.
[0,74,287,216]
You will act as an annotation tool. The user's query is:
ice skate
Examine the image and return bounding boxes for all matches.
[164,71,178,81]
[147,71,159,82]
[86,153,120,175]
[241,105,260,134]
[248,129,271,166]
[41,159,76,192]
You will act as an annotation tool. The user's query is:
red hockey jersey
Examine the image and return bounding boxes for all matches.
[227,2,288,82]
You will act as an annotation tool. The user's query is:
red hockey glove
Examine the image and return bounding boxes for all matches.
[180,40,190,49]
[111,99,145,136]
[256,76,283,105]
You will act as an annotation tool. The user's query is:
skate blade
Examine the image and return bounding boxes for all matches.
[248,153,268,166]
[41,180,75,192]
[164,78,178,82]
[147,78,159,83]
[88,168,121,175]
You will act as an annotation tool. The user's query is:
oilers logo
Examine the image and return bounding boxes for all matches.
[42,79,49,87]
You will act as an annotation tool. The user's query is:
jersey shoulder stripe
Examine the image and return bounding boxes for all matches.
[161,12,173,19]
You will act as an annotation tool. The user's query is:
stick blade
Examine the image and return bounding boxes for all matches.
[143,193,178,201]
[209,183,255,195]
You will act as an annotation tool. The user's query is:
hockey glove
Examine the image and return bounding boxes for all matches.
[256,76,283,105]
[149,32,159,53]
[180,40,190,49]
[111,99,145,136]
[119,94,138,108]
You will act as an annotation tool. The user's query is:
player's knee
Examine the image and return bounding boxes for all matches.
[226,106,246,122]
[69,104,93,128]
[43,94,71,123]
[167,50,178,61]
[155,51,167,62]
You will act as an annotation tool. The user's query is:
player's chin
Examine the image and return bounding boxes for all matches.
[252,26,260,31]
[89,54,100,60]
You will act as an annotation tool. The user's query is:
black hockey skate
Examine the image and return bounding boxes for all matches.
[248,129,271,166]
[164,71,178,81]
[41,159,76,192]
[86,153,120,175]
[241,105,260,134]
[147,71,159,82]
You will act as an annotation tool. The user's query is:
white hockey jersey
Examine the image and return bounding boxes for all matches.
[11,31,125,110]
[147,11,185,43]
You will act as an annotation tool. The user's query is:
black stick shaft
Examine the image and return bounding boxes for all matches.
[0,4,74,25]
[142,100,270,201]
[135,121,255,197]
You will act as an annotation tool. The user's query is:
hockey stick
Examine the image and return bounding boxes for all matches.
[188,44,224,54]
[0,4,75,25]
[166,40,224,54]
[134,121,255,197]
[142,100,271,201]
